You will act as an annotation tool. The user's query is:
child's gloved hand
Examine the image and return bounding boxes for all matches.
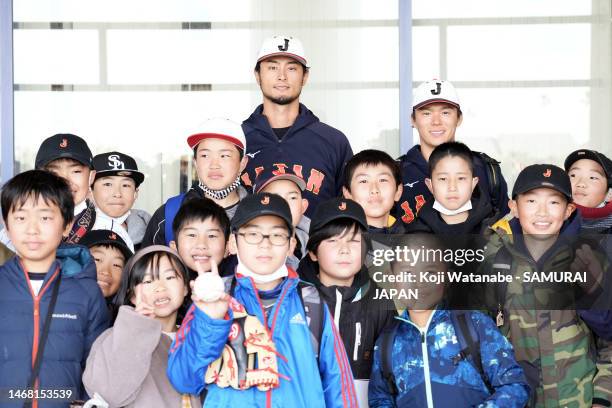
[191,260,230,320]
[134,284,156,318]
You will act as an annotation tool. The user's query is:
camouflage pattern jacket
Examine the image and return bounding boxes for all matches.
[480,215,612,407]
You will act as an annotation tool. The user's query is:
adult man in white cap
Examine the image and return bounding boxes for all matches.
[142,118,249,246]
[241,35,353,217]
[394,79,509,224]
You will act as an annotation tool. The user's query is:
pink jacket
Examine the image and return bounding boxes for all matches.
[83,306,199,408]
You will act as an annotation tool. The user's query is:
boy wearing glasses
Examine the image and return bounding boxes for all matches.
[167,192,358,407]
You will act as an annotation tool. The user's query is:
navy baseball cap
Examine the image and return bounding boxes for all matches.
[93,151,145,187]
[35,133,93,169]
[564,149,612,187]
[309,198,368,233]
[512,164,572,200]
[231,192,294,234]
[80,229,133,261]
[253,168,306,193]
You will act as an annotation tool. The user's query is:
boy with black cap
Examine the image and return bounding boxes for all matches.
[0,133,97,250]
[167,192,358,408]
[565,149,612,236]
[298,197,396,407]
[80,229,133,320]
[480,164,612,407]
[253,167,310,269]
[91,151,151,251]
[395,80,509,225]
[142,118,249,247]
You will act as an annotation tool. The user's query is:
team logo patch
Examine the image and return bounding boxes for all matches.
[543,169,552,178]
[108,154,125,170]
[229,322,241,341]
[117,171,132,176]
[59,138,68,148]
[261,196,270,205]
[338,202,347,211]
[109,233,117,240]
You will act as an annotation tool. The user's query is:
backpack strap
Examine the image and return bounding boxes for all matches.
[379,320,400,396]
[163,193,186,245]
[450,310,493,394]
[473,151,503,212]
[298,281,325,360]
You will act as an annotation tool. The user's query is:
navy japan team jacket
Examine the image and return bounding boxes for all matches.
[242,103,353,217]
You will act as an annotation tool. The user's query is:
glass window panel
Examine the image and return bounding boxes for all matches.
[14,91,256,212]
[431,87,591,187]
[412,26,440,81]
[15,0,397,23]
[304,89,399,157]
[447,24,590,81]
[413,0,591,19]
[13,30,99,84]
[106,29,254,84]
[14,0,253,22]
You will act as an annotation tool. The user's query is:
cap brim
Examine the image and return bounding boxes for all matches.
[513,182,572,200]
[83,240,133,261]
[94,170,145,187]
[232,210,294,235]
[312,213,369,233]
[413,99,460,111]
[187,133,245,150]
[256,52,308,68]
[37,152,93,169]
[255,174,306,193]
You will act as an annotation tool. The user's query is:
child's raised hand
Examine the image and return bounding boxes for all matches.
[190,259,230,320]
[134,284,156,318]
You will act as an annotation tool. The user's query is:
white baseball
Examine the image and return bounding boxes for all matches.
[194,272,225,302]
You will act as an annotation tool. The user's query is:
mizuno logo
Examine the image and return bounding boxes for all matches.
[404,180,420,188]
[246,150,261,159]
[289,312,306,325]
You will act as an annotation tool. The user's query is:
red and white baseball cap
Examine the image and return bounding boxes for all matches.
[187,118,246,151]
[256,35,308,68]
[413,79,460,111]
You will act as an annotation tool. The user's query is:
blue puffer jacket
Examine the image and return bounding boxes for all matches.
[167,269,358,408]
[0,244,110,407]
[369,309,529,408]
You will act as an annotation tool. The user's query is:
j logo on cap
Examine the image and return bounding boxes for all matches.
[543,169,552,178]
[109,233,117,240]
[278,38,289,51]
[60,138,68,148]
[107,154,125,170]
[261,196,270,205]
[338,202,347,211]
[430,82,442,95]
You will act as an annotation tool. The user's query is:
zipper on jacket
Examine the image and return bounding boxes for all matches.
[353,322,361,361]
[333,289,342,330]
[401,310,436,408]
